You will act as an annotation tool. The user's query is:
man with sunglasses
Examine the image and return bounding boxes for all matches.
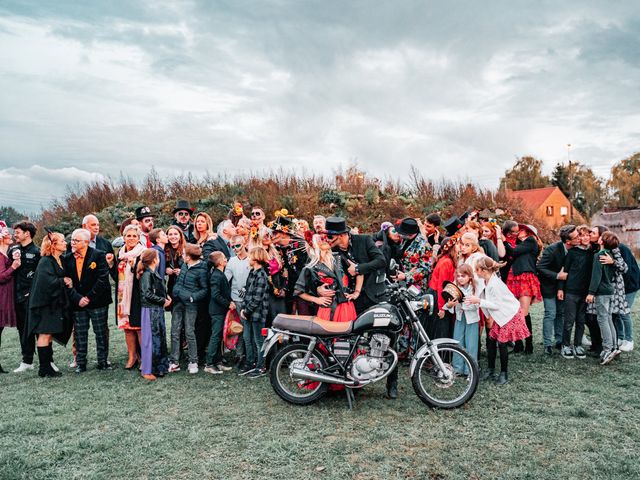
[171,200,196,244]
[249,207,265,229]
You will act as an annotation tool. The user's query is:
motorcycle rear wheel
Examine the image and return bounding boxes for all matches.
[411,343,479,409]
[269,342,330,405]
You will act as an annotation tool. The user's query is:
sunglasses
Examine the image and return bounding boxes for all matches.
[232,244,243,249]
[250,212,262,217]
[326,234,336,240]
[389,228,397,234]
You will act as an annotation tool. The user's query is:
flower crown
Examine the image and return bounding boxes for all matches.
[274,208,294,218]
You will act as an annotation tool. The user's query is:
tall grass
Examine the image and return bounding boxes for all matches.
[39,165,545,241]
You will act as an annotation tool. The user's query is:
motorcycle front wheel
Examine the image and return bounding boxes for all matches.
[269,342,329,406]
[411,343,479,409]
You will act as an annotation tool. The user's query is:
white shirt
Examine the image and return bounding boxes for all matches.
[444,283,481,324]
[479,274,520,327]
[225,256,251,302]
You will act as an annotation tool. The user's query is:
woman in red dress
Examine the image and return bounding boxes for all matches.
[294,232,362,322]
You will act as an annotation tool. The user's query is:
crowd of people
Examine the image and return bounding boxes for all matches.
[0,200,638,397]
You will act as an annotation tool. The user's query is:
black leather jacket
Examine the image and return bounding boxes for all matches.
[140,268,167,308]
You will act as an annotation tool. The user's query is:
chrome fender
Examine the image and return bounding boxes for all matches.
[409,338,460,377]
[261,329,292,358]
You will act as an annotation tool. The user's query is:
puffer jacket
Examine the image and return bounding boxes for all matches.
[172,261,209,308]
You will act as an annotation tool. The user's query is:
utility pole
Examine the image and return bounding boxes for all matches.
[567,143,573,222]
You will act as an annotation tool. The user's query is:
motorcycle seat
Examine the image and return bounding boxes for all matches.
[272,314,353,336]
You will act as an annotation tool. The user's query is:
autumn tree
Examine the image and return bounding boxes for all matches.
[499,156,550,191]
[551,162,606,218]
[0,206,27,226]
[608,152,640,207]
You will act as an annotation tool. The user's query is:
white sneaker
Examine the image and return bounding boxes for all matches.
[50,362,60,373]
[216,363,233,372]
[619,340,634,352]
[188,362,199,374]
[581,336,592,347]
[68,359,77,369]
[13,362,34,373]
[168,363,180,373]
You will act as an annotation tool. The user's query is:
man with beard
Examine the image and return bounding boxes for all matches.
[135,206,155,247]
[171,200,196,244]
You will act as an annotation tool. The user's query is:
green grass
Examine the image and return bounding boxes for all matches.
[1,302,639,480]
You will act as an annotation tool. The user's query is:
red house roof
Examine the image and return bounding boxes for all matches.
[508,187,559,210]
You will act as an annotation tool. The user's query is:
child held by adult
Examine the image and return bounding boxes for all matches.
[138,249,171,380]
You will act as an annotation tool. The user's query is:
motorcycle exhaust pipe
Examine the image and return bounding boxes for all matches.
[290,367,358,386]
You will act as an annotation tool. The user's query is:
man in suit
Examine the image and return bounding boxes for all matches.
[324,217,398,399]
[82,214,116,277]
[536,224,579,355]
[63,228,112,372]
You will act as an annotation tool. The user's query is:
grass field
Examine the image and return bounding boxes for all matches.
[1,302,639,480]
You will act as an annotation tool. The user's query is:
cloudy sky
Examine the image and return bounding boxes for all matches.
[1,1,640,213]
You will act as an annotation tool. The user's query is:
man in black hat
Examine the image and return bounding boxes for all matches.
[443,216,463,237]
[172,200,196,244]
[135,206,155,247]
[325,216,398,398]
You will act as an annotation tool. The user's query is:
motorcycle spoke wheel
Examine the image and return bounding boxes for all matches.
[269,343,329,405]
[411,344,479,409]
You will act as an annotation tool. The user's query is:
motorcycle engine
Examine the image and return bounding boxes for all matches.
[350,334,391,381]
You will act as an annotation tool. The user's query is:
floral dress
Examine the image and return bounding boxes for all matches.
[400,234,433,291]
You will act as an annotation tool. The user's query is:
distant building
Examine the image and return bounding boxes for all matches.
[507,186,584,228]
[591,208,640,250]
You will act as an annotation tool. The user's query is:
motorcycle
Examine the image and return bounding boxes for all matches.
[261,281,479,409]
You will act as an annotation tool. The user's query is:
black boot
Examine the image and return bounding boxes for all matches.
[385,368,398,399]
[512,341,524,353]
[524,315,533,354]
[495,371,509,385]
[481,368,495,381]
[37,346,49,378]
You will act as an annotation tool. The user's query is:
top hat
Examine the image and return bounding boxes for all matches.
[396,217,420,237]
[443,216,463,237]
[135,205,155,220]
[442,281,465,302]
[519,224,539,237]
[173,200,195,215]
[325,217,350,235]
[269,215,295,234]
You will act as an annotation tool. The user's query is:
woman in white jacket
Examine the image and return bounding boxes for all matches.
[465,256,530,385]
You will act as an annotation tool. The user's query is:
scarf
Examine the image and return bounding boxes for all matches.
[117,243,145,328]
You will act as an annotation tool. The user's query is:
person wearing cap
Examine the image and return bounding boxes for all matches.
[9,221,41,373]
[0,221,19,373]
[172,200,196,244]
[135,206,155,248]
[503,224,542,354]
[394,217,433,291]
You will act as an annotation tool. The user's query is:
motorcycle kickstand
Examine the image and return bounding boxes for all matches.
[345,387,356,410]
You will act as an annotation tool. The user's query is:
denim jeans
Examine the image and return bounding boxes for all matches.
[170,304,198,364]
[614,291,636,342]
[595,295,616,351]
[242,319,265,369]
[542,297,564,347]
[452,318,479,375]
[206,314,225,365]
[562,294,586,347]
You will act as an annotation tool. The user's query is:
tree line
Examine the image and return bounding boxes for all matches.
[499,152,640,218]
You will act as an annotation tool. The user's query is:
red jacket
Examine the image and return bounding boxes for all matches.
[428,256,455,311]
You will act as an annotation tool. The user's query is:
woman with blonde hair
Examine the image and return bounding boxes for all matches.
[27,231,72,377]
[194,212,230,260]
[295,233,362,322]
[116,224,145,369]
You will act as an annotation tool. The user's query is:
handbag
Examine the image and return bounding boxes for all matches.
[228,317,244,335]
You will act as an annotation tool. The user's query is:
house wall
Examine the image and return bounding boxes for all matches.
[534,189,578,228]
[591,209,640,250]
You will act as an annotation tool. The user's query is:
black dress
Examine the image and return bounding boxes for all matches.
[27,256,73,345]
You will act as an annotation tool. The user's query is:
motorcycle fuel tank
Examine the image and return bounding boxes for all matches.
[352,303,403,334]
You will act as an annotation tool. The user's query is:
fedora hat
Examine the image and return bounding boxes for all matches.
[325,217,349,235]
[442,281,465,302]
[173,200,194,215]
[518,224,539,237]
[396,217,420,237]
[135,205,155,220]
[269,215,295,234]
[443,216,463,237]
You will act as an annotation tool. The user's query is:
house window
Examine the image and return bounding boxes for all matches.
[560,206,568,216]
[546,206,554,216]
